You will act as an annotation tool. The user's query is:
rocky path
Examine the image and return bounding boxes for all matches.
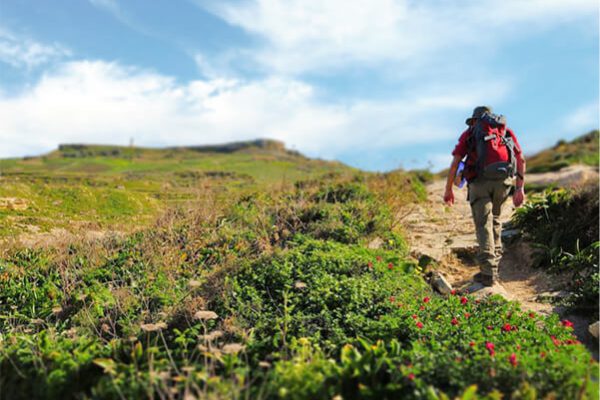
[403,172,599,357]
[403,179,555,314]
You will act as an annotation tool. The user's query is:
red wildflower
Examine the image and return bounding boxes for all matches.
[451,318,459,326]
[550,335,561,346]
[389,296,395,303]
[419,305,425,311]
[411,314,418,320]
[516,344,521,350]
[561,320,574,329]
[460,297,468,305]
[486,325,493,330]
[368,261,373,269]
[423,297,430,303]
[464,312,471,318]
[469,341,476,347]
[451,289,457,295]
[540,351,546,358]
[485,342,495,357]
[502,323,512,332]
[528,312,536,318]
[376,256,382,262]
[388,263,393,270]
[416,321,424,329]
[509,353,518,367]
[407,373,415,381]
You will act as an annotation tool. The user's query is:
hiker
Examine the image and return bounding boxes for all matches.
[443,106,526,287]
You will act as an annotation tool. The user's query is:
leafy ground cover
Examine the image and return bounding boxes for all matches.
[0,172,596,399]
[512,185,599,314]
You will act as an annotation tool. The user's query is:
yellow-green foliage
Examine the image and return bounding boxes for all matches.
[0,143,352,237]
[0,174,596,399]
[527,130,599,173]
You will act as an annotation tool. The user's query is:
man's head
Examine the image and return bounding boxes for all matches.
[466,106,492,125]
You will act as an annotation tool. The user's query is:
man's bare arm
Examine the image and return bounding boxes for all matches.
[512,155,526,207]
[515,155,526,188]
[444,155,462,206]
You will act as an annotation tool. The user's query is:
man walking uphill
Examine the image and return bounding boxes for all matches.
[444,106,526,287]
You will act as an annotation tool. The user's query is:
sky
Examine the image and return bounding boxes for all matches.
[0,0,598,171]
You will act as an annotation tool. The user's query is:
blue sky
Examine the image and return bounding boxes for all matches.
[0,0,598,171]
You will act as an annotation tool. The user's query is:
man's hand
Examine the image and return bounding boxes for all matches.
[513,187,525,207]
[444,188,455,206]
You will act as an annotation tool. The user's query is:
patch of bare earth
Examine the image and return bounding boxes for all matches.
[527,164,599,188]
[403,168,599,357]
[403,179,555,313]
[2,224,124,250]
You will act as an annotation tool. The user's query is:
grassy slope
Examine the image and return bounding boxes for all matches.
[526,130,599,173]
[0,142,352,236]
[0,171,595,399]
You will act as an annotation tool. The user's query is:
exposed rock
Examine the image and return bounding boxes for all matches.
[367,237,384,249]
[589,321,599,339]
[431,272,453,295]
[466,282,512,301]
[536,290,569,302]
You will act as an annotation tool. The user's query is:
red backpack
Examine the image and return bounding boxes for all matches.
[466,112,517,180]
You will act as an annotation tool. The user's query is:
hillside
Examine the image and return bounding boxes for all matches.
[0,137,597,398]
[527,130,599,173]
[0,164,596,399]
[0,140,351,238]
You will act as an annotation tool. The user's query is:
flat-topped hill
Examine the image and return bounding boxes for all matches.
[53,139,298,159]
[0,139,352,237]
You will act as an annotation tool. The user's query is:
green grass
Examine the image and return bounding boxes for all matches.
[0,143,353,237]
[0,176,595,399]
[527,130,599,173]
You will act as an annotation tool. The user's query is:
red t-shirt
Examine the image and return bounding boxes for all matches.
[452,127,522,180]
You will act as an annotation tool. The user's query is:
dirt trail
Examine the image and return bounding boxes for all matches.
[403,179,555,314]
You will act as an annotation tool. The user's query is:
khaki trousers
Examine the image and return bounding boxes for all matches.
[467,178,512,278]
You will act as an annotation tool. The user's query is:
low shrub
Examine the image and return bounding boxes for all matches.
[0,175,596,399]
[513,187,599,313]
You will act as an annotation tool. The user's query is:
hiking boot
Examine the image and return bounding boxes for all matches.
[473,272,497,287]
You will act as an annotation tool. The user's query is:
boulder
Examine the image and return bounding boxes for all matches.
[431,272,453,295]
[367,237,384,249]
[589,321,599,339]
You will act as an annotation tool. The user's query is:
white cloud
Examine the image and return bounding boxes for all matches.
[199,0,597,74]
[562,102,599,132]
[0,60,509,161]
[0,29,70,69]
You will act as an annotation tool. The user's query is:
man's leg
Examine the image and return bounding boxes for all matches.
[469,181,498,283]
[491,180,512,262]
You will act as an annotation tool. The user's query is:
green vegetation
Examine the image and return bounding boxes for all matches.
[513,186,599,313]
[527,130,599,173]
[0,141,351,237]
[0,171,596,399]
